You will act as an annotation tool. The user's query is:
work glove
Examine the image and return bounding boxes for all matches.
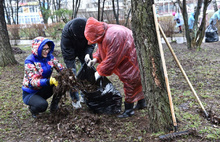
[87,58,97,67]
[94,71,101,81]
[50,77,58,87]
[84,54,91,63]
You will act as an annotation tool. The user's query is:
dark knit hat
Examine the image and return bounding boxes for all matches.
[70,17,87,39]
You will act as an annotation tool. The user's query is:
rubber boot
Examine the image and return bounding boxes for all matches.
[134,99,146,110]
[50,95,61,113]
[117,102,134,118]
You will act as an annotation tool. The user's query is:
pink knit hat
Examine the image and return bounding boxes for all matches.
[172,12,176,16]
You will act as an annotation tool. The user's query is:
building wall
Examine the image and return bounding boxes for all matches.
[5,0,43,24]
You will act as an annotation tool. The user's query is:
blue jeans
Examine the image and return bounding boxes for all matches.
[70,64,84,102]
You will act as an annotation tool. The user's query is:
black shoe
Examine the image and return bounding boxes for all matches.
[29,106,38,118]
[117,102,134,118]
[134,99,146,110]
[50,96,60,113]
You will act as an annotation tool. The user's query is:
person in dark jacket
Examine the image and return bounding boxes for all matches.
[22,37,64,118]
[60,17,95,109]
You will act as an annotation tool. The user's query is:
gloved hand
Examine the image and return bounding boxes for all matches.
[84,54,91,63]
[88,58,97,67]
[50,77,58,87]
[94,71,101,81]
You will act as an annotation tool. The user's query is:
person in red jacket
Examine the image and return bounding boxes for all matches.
[84,17,146,118]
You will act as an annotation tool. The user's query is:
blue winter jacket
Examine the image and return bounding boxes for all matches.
[22,37,64,104]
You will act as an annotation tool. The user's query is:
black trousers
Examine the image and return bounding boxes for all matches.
[26,86,54,114]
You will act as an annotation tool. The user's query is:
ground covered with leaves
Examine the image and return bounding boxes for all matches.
[0,42,219,142]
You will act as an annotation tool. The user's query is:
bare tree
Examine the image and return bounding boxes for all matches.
[38,0,51,24]
[72,0,81,18]
[131,0,172,132]
[4,0,16,24]
[177,0,211,49]
[3,1,11,24]
[97,0,101,20]
[112,0,119,24]
[0,1,17,67]
[52,0,61,22]
[212,0,218,12]
[124,8,131,27]
[100,0,106,21]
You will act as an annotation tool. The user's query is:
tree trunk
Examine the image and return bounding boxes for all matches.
[98,0,101,21]
[101,0,106,21]
[178,0,211,49]
[0,2,17,67]
[212,0,218,12]
[131,0,172,132]
[112,0,119,24]
[124,8,131,27]
[195,0,211,47]
[3,1,11,25]
[73,0,80,18]
[177,0,192,49]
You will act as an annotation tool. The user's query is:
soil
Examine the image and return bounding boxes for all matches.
[0,42,220,142]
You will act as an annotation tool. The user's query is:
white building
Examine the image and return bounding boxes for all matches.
[5,0,43,24]
[4,0,219,24]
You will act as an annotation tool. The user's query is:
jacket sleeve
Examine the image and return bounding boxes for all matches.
[50,55,65,72]
[24,61,49,88]
[60,36,76,69]
[93,47,102,63]
[96,30,127,76]
[84,44,95,58]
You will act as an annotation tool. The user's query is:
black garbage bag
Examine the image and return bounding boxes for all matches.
[205,24,219,42]
[76,63,122,114]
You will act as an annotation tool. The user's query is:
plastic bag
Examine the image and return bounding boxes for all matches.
[205,24,219,42]
[76,63,122,114]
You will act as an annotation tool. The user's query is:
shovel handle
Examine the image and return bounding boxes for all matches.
[153,4,177,129]
[158,24,209,118]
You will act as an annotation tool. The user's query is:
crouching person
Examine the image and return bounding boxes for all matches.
[22,37,64,118]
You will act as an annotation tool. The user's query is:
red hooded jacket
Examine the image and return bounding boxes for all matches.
[84,17,144,103]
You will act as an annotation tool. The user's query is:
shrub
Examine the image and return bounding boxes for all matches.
[159,16,175,39]
[31,24,46,37]
[45,22,64,39]
[7,24,20,40]
[19,24,39,39]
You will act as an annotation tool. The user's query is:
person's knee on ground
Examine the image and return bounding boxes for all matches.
[28,94,49,118]
[117,102,134,118]
[29,101,48,118]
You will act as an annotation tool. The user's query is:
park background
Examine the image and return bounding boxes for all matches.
[1,0,220,141]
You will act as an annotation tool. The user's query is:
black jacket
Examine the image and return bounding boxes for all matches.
[61,18,95,68]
